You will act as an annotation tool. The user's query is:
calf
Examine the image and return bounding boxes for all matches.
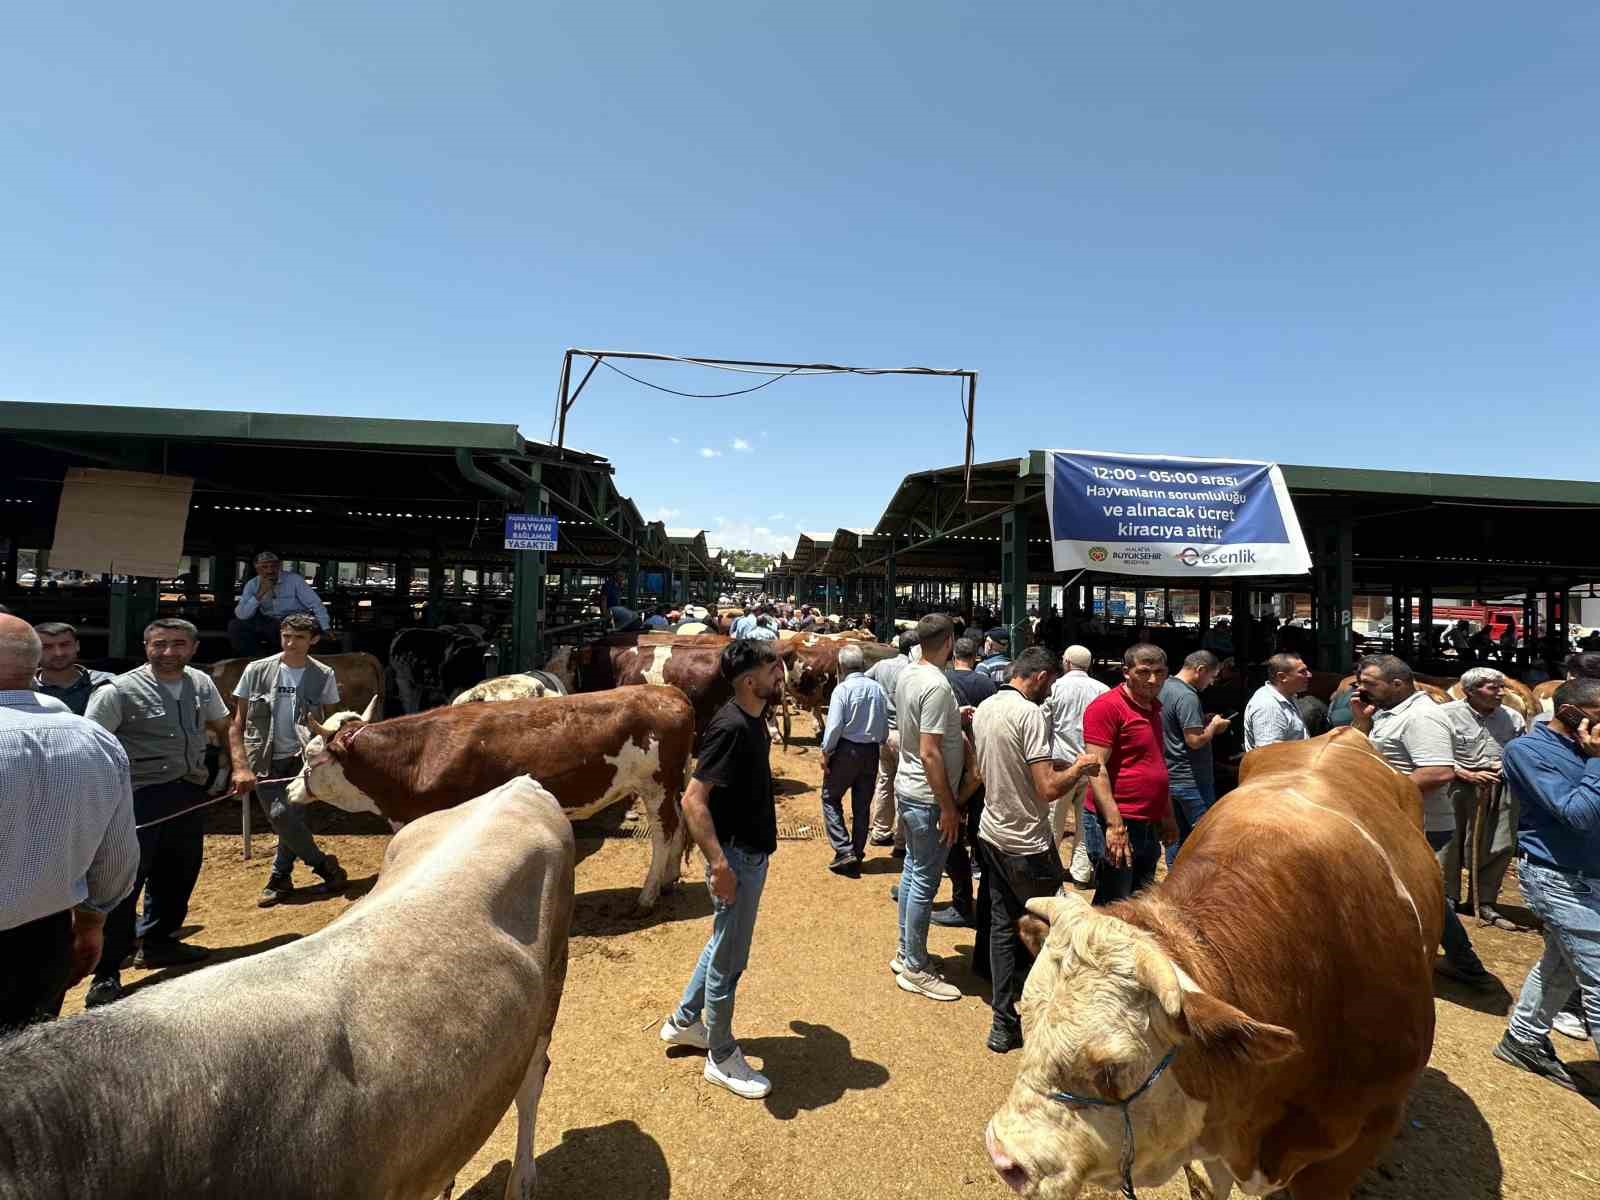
[388,625,490,713]
[0,775,574,1200]
[988,729,1441,1200]
[289,687,693,909]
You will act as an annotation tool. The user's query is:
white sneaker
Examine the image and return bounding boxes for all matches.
[659,1016,710,1050]
[704,1046,771,1099]
[1069,837,1095,886]
[897,967,960,1001]
[889,954,905,975]
[1552,1010,1588,1041]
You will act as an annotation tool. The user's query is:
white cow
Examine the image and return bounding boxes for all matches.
[0,776,575,1200]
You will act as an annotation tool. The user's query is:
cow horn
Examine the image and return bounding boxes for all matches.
[307,715,332,740]
[1131,943,1185,1020]
[360,695,380,723]
[1023,891,1090,931]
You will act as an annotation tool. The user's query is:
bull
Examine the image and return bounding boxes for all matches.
[986,728,1441,1199]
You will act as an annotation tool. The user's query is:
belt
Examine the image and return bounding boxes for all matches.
[1518,853,1596,881]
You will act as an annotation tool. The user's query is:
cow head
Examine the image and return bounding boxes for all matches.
[543,645,578,693]
[985,892,1297,1199]
[285,696,382,815]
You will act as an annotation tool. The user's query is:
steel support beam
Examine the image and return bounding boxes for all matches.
[509,466,548,671]
[1001,486,1029,653]
[110,577,159,659]
[1314,519,1354,673]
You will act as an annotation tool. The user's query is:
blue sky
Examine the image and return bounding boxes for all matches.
[5,6,1598,554]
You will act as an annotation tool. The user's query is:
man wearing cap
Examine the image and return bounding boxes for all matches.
[977,629,1013,685]
[229,552,331,656]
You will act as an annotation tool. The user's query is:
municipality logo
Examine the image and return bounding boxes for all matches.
[1088,546,1108,563]
[1177,547,1201,567]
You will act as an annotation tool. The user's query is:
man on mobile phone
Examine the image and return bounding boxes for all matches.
[1157,649,1231,866]
[1491,677,1600,1094]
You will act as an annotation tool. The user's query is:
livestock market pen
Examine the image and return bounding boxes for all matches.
[0,399,731,669]
[798,451,1600,678]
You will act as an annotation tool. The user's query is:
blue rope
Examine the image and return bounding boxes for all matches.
[1046,1047,1178,1200]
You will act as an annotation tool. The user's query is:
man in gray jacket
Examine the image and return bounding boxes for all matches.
[227,614,349,907]
[85,619,233,1006]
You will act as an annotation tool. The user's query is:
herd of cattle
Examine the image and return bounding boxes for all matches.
[0,613,1547,1198]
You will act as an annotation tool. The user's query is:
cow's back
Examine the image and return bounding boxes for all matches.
[0,778,574,1200]
[1147,729,1442,1181]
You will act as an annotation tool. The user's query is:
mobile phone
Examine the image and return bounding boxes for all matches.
[1557,704,1591,729]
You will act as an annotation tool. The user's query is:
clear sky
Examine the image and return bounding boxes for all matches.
[5,6,1598,554]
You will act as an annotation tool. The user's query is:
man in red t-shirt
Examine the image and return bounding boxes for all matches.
[1081,642,1177,905]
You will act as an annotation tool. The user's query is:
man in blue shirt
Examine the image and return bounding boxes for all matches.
[819,644,888,877]
[1492,676,1600,1094]
[229,551,332,655]
[977,629,1012,684]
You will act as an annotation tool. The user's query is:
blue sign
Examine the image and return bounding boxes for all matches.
[505,514,558,552]
[1044,450,1309,577]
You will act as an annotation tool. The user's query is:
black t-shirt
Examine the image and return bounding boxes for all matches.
[948,667,998,708]
[694,700,777,855]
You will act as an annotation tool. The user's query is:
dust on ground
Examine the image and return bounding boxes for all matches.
[61,732,1600,1199]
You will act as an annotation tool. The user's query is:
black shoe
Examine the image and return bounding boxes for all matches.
[84,977,122,1008]
[931,905,975,929]
[987,1024,1025,1054]
[868,834,895,847]
[1435,958,1497,991]
[827,854,856,876]
[136,941,212,968]
[312,855,349,895]
[1493,1032,1591,1093]
[889,884,900,903]
[890,845,906,860]
[258,874,295,907]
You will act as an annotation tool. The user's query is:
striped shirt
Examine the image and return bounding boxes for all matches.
[0,690,139,931]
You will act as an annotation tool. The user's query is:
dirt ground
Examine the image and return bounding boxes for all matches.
[62,733,1599,1200]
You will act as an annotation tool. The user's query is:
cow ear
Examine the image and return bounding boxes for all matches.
[1016,913,1050,959]
[1173,988,1300,1066]
[1023,891,1090,929]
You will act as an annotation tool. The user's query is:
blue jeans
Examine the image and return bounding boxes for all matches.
[1080,807,1161,906]
[1508,859,1600,1057]
[897,798,952,974]
[1164,776,1217,868]
[1425,830,1487,973]
[674,844,769,1060]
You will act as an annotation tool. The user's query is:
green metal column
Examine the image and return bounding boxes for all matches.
[110,577,159,659]
[212,551,238,635]
[627,545,640,609]
[1001,493,1029,653]
[509,466,549,671]
[1313,518,1353,673]
[426,551,444,626]
[882,550,897,637]
[1419,584,1434,663]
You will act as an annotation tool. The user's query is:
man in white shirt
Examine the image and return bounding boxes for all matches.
[1352,654,1495,990]
[0,616,138,1029]
[1041,644,1108,883]
[1242,653,1313,752]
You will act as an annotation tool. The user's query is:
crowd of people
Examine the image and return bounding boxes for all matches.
[1,558,354,1028]
[657,617,1599,1100]
[6,573,1597,1109]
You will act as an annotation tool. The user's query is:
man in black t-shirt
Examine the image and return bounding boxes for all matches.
[659,639,785,1099]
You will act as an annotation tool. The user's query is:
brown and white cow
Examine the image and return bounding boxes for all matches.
[451,670,568,705]
[987,729,1442,1200]
[287,687,693,910]
[783,636,900,731]
[545,633,796,748]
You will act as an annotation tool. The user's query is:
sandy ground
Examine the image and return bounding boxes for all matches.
[61,734,1599,1200]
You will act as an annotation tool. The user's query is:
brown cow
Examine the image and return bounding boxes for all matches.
[987,729,1441,1200]
[286,687,693,910]
[784,636,900,731]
